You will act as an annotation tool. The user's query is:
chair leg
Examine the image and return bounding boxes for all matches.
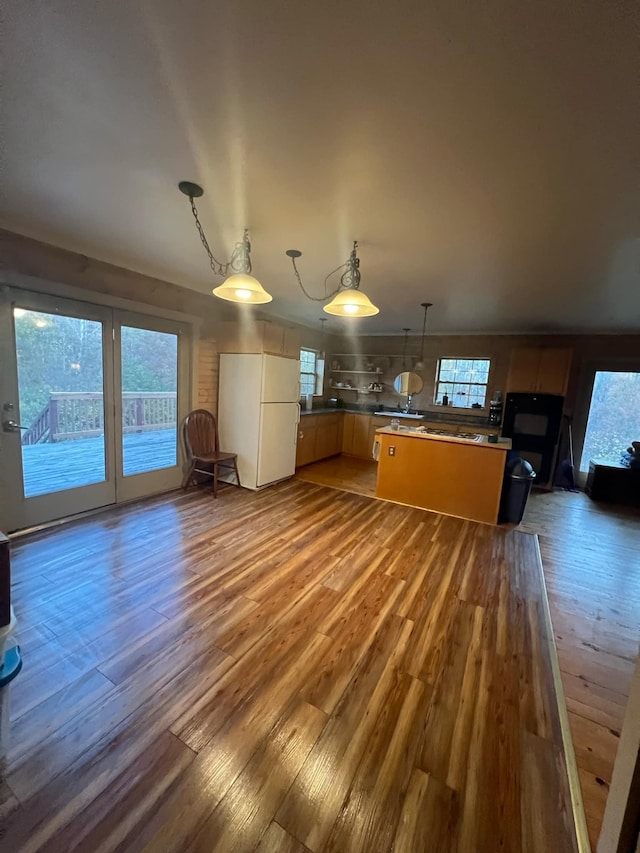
[182,461,196,490]
[213,464,218,498]
[233,459,241,489]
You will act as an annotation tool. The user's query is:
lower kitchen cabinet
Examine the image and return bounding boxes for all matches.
[295,418,318,467]
[296,414,343,467]
[342,413,372,459]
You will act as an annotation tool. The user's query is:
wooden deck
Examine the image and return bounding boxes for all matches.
[21,429,177,497]
[2,481,580,851]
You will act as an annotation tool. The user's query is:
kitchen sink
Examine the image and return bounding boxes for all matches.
[374,411,424,419]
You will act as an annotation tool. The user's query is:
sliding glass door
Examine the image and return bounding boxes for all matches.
[0,289,191,532]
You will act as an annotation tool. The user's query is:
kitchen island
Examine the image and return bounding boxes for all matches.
[375,426,511,524]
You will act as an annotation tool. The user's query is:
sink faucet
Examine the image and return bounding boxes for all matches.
[403,394,413,413]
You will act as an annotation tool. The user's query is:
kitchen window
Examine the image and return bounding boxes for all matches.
[435,358,491,408]
[300,347,324,397]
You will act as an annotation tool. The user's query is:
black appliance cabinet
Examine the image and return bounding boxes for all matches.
[501,393,564,483]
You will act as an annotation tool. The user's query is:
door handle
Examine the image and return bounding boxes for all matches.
[2,420,27,433]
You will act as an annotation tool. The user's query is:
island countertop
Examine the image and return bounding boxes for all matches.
[374,427,510,524]
[375,426,511,451]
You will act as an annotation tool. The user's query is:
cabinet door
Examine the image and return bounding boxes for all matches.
[342,413,356,454]
[315,416,340,461]
[535,348,572,395]
[296,418,317,467]
[506,347,540,393]
[262,322,285,354]
[351,415,372,459]
[283,327,301,358]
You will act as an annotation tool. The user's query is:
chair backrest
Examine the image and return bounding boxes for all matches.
[183,409,220,458]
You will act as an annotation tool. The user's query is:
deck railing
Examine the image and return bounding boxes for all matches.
[22,392,177,445]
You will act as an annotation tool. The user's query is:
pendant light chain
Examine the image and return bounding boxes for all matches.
[187,195,252,277]
[289,254,344,302]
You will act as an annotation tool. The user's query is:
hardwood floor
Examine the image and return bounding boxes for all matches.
[521,490,640,849]
[297,454,640,850]
[1,480,580,851]
[295,455,378,498]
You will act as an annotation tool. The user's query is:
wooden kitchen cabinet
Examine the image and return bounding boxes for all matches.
[506,347,572,396]
[342,413,373,459]
[315,414,342,460]
[296,414,343,467]
[296,417,318,467]
[217,320,300,357]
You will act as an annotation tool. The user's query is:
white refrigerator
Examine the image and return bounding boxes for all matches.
[218,353,300,490]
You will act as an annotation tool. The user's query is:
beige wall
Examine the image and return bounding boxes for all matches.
[2,229,639,463]
[329,332,640,414]
[327,332,640,469]
[0,229,322,416]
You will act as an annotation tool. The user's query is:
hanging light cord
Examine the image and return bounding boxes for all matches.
[419,303,432,362]
[402,328,410,368]
[289,241,361,302]
[187,195,252,277]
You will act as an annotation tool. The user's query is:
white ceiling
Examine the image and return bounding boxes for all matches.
[2,1,640,334]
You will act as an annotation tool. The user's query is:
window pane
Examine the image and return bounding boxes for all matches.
[435,357,490,408]
[299,348,323,397]
[15,309,106,497]
[580,371,640,471]
[121,327,178,476]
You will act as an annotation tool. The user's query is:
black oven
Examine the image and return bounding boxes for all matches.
[502,393,564,483]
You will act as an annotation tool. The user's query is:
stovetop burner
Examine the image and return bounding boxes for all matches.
[423,428,482,441]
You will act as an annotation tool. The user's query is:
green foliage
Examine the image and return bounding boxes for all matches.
[15,313,177,429]
[580,372,640,467]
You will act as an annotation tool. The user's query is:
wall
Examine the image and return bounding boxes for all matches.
[0,230,330,416]
[328,331,640,467]
[3,230,638,457]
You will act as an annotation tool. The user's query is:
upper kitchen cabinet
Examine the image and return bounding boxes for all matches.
[506,347,572,396]
[217,320,300,358]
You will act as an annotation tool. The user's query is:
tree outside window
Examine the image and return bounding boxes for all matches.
[580,371,640,470]
[434,358,491,408]
[300,348,324,397]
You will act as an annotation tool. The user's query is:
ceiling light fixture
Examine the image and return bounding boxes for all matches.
[285,241,379,318]
[178,181,272,305]
[413,302,433,371]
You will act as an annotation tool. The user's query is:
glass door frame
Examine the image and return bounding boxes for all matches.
[113,309,191,503]
[0,287,116,532]
[0,290,194,533]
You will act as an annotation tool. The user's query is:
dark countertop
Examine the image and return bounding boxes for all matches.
[301,407,494,430]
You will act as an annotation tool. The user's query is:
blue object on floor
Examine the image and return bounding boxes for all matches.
[0,646,22,687]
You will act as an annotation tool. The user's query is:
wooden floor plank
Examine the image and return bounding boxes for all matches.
[299,456,640,848]
[2,480,581,852]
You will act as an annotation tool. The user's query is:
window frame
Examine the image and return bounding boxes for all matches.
[434,357,491,409]
[299,347,324,397]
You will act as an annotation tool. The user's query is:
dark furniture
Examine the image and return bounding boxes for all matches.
[586,459,640,507]
[0,532,10,628]
[501,392,564,485]
[182,409,241,498]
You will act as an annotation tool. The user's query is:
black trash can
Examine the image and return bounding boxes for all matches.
[499,458,536,523]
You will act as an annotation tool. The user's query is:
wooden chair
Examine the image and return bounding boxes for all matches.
[182,409,241,497]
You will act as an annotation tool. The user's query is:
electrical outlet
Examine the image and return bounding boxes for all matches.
[388,446,396,456]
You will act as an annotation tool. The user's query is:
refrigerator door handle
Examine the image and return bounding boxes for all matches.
[296,403,301,425]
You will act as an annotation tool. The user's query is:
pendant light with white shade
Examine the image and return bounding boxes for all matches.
[178,181,272,305]
[286,241,379,318]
